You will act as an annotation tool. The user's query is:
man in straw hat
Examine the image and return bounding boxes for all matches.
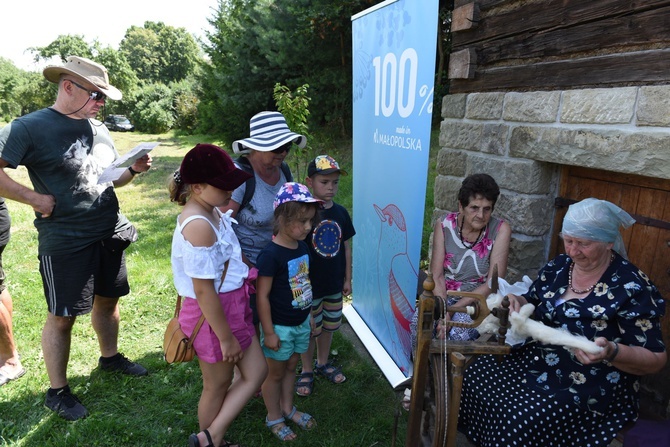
[0,56,151,420]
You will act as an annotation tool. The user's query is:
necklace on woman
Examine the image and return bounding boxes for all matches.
[568,252,615,294]
[458,214,484,249]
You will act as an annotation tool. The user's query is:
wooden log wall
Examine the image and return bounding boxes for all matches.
[448,0,670,93]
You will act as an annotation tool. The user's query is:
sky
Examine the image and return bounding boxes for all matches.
[1,0,220,71]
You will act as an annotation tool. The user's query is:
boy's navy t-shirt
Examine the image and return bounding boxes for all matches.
[305,202,355,297]
[256,240,313,326]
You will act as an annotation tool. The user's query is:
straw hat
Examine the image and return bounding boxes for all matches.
[43,56,122,101]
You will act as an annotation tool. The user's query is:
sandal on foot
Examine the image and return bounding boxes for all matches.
[315,361,346,384]
[0,367,26,387]
[295,372,314,397]
[220,441,242,447]
[189,429,215,447]
[284,406,316,431]
[266,416,296,441]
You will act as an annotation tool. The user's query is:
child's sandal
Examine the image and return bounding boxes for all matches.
[295,372,315,396]
[266,416,296,441]
[284,406,316,431]
[315,361,346,384]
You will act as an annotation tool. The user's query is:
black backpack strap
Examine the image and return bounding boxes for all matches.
[235,157,293,212]
[281,161,293,182]
[234,157,255,212]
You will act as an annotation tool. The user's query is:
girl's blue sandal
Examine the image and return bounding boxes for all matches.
[284,406,316,431]
[266,416,296,441]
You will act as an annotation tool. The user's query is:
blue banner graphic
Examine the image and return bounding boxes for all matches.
[349,0,439,381]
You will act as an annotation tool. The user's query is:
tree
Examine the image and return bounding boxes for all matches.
[16,71,53,116]
[0,58,55,120]
[199,0,276,139]
[29,35,94,64]
[95,47,140,115]
[199,0,384,138]
[119,26,162,82]
[119,22,201,85]
[0,58,22,121]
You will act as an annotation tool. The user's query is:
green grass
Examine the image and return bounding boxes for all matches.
[0,130,414,446]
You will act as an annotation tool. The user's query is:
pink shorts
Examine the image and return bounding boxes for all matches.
[179,279,255,364]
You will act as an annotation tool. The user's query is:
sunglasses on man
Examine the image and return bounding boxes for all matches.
[67,79,106,101]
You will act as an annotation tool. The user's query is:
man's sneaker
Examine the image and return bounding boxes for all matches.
[44,386,89,421]
[98,353,148,376]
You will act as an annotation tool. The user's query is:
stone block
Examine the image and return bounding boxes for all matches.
[637,86,670,127]
[503,91,560,123]
[508,238,546,277]
[440,121,508,155]
[468,156,555,195]
[495,194,553,237]
[510,126,670,180]
[561,88,636,124]
[466,92,505,120]
[432,209,449,227]
[505,266,525,284]
[433,176,462,211]
[442,94,467,119]
[436,148,467,177]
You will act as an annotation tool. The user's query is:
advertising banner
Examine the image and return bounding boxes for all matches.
[346,0,439,387]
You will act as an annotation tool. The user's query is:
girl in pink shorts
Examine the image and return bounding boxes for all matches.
[170,144,268,447]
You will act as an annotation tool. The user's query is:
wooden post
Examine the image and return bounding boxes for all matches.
[405,273,435,446]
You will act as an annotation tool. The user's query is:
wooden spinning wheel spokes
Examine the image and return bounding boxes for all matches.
[406,268,512,447]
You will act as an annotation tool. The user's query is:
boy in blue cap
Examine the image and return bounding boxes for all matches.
[296,155,355,397]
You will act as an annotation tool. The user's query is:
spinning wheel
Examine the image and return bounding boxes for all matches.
[405,271,512,447]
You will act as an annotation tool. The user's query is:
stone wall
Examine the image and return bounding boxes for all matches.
[436,86,670,280]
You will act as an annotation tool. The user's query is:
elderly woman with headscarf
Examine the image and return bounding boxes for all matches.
[457,198,667,447]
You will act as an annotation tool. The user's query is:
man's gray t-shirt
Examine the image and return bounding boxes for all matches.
[0,108,129,255]
[232,169,289,265]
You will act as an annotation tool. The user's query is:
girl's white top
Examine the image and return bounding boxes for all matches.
[171,208,249,298]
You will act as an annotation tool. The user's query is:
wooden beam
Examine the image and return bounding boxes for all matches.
[452,3,480,32]
[448,48,477,79]
[448,49,670,93]
[460,5,670,66]
[452,0,670,47]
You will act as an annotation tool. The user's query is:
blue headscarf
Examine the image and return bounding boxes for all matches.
[561,198,635,259]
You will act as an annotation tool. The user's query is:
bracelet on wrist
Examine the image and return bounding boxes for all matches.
[605,341,619,363]
[128,166,141,176]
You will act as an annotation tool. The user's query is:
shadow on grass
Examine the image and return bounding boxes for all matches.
[0,145,411,447]
[1,328,408,447]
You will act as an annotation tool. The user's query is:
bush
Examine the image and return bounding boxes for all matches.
[171,79,199,134]
[131,83,175,133]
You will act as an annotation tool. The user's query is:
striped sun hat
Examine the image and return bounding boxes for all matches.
[232,111,307,154]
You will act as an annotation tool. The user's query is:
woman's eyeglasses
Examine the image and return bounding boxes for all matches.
[271,142,292,154]
[67,79,106,101]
